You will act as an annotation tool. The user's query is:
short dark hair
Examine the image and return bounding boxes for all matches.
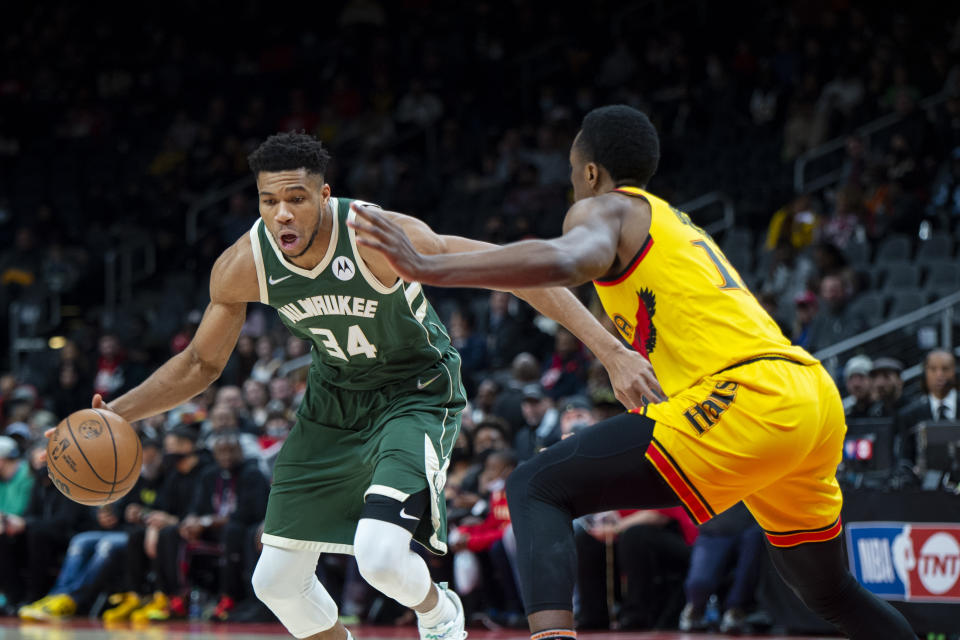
[576,105,659,187]
[248,131,332,177]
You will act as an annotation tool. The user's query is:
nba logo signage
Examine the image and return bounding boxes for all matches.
[847,522,960,602]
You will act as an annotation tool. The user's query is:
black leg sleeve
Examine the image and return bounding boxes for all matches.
[767,535,917,640]
[506,412,679,615]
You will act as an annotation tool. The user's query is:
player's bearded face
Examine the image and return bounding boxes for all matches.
[257,170,328,259]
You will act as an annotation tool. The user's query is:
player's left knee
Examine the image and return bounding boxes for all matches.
[354,519,409,592]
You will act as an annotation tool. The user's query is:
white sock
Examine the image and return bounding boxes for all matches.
[417,584,456,627]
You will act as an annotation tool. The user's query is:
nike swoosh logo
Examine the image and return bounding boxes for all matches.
[269,274,292,285]
[399,508,419,521]
[417,374,442,390]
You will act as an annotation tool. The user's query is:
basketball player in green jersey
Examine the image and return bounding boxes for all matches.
[81,132,659,640]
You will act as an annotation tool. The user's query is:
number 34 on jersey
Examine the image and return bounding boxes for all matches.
[311,325,377,361]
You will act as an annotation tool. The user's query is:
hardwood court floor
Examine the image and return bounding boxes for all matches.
[0,618,837,640]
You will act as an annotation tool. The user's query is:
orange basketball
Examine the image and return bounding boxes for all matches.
[46,408,142,506]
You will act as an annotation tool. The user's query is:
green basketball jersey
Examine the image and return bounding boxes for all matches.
[249,197,456,392]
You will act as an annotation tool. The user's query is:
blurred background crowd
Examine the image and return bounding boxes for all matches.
[2,0,960,634]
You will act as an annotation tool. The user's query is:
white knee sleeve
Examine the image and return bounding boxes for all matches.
[252,544,339,638]
[354,518,432,607]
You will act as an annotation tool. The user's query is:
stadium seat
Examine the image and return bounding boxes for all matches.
[723,246,754,273]
[879,261,920,291]
[924,261,960,290]
[721,227,755,253]
[843,240,871,266]
[886,291,927,318]
[849,291,885,321]
[874,234,912,263]
[915,234,954,264]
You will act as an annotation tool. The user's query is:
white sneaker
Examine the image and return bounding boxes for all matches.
[418,583,467,640]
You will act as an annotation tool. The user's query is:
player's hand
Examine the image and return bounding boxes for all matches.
[603,346,665,409]
[92,394,116,412]
[43,395,115,440]
[348,203,435,283]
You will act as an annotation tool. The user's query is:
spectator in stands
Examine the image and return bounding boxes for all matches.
[468,378,500,427]
[455,418,510,509]
[844,355,875,418]
[222,334,257,386]
[0,443,92,606]
[17,442,150,622]
[178,432,270,621]
[679,502,763,634]
[895,349,957,465]
[0,435,34,612]
[481,291,526,370]
[514,383,559,461]
[449,449,520,623]
[868,358,907,418]
[760,241,816,325]
[576,505,696,630]
[92,334,126,401]
[249,336,282,383]
[450,308,488,394]
[49,363,89,420]
[243,379,270,428]
[559,396,594,439]
[541,328,589,400]
[202,404,262,464]
[927,146,960,224]
[125,425,209,622]
[99,438,166,622]
[808,274,864,351]
[790,290,818,349]
[491,352,542,435]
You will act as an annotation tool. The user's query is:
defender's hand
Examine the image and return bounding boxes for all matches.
[603,346,665,410]
[348,203,434,283]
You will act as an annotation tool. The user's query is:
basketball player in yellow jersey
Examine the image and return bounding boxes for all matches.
[351,105,916,639]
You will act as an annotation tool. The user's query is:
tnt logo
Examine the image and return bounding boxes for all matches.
[915,532,960,596]
[848,522,960,602]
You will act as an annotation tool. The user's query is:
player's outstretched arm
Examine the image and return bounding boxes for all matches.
[98,237,259,422]
[350,200,620,289]
[350,203,663,407]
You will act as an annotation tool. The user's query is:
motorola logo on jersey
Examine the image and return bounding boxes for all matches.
[333,256,356,281]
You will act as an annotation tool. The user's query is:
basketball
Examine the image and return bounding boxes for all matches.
[46,408,142,506]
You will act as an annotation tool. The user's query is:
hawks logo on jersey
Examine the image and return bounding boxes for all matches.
[633,288,657,358]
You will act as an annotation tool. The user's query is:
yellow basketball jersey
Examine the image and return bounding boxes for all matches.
[592,187,817,398]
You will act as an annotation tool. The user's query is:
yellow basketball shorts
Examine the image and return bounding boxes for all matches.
[639,357,845,547]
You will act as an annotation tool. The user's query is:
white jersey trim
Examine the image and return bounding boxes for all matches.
[249,220,269,304]
[347,205,403,295]
[262,198,340,279]
[261,533,354,555]
[364,484,411,502]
